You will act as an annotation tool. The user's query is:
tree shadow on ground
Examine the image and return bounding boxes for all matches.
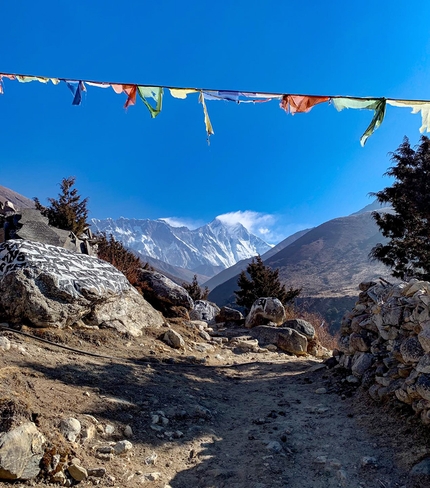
[15,352,320,487]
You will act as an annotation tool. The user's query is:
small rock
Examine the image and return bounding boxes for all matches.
[199,330,211,341]
[0,336,11,351]
[314,456,327,464]
[124,425,133,438]
[315,388,327,394]
[105,424,115,435]
[346,375,359,384]
[361,456,378,467]
[143,472,161,481]
[161,417,169,427]
[113,440,133,455]
[81,423,96,444]
[96,446,114,454]
[59,417,81,442]
[151,414,160,424]
[68,463,88,482]
[266,441,283,452]
[162,329,185,349]
[87,467,106,477]
[145,452,158,465]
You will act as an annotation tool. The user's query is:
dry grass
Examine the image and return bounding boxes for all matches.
[284,306,339,351]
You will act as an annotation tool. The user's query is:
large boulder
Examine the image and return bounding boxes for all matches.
[245,297,286,328]
[0,422,46,480]
[136,269,194,317]
[190,300,220,323]
[215,306,244,323]
[0,240,163,335]
[249,325,308,355]
[282,319,315,339]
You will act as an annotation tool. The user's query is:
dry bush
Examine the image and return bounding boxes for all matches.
[95,232,150,286]
[284,306,339,351]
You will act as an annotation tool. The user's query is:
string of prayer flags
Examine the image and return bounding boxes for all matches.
[137,86,163,118]
[2,69,430,144]
[387,100,430,134]
[280,95,330,114]
[333,97,386,146]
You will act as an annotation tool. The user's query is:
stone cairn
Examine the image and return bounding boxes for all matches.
[338,279,430,424]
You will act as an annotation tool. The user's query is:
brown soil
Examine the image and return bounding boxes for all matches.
[1,322,429,488]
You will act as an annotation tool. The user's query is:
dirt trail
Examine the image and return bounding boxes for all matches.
[1,327,428,488]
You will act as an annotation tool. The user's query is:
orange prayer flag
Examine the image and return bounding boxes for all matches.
[111,84,137,108]
[280,95,330,114]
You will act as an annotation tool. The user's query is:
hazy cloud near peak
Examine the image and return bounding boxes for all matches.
[161,211,312,245]
[159,217,204,229]
[216,211,275,235]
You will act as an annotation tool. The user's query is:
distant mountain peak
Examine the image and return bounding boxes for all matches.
[91,216,271,277]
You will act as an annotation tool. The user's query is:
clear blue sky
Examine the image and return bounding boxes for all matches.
[1,1,430,244]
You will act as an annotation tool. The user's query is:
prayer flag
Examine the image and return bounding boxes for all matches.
[169,88,197,99]
[199,92,214,139]
[280,95,330,114]
[387,100,430,134]
[333,97,386,146]
[137,86,163,118]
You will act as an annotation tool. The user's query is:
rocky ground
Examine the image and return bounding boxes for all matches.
[1,320,430,488]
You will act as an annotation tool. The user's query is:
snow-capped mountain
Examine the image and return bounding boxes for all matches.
[91,217,272,273]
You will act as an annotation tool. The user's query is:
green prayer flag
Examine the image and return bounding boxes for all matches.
[137,86,163,118]
[333,97,386,146]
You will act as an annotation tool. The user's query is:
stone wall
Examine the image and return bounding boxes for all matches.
[338,279,430,424]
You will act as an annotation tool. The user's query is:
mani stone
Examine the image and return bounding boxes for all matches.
[0,240,163,334]
[245,297,286,328]
[190,300,220,323]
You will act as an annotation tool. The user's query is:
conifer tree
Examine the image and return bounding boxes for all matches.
[34,176,89,235]
[234,255,301,312]
[182,274,210,301]
[370,136,430,280]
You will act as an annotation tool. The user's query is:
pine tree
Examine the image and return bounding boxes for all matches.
[370,136,430,280]
[182,274,209,301]
[234,255,301,312]
[34,176,89,235]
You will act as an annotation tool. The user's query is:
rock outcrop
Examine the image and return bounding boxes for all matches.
[0,240,163,335]
[0,422,46,480]
[337,279,430,424]
[136,269,194,318]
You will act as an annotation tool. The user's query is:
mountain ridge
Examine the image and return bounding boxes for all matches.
[90,216,272,276]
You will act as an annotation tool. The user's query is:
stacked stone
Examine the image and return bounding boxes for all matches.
[337,279,430,424]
